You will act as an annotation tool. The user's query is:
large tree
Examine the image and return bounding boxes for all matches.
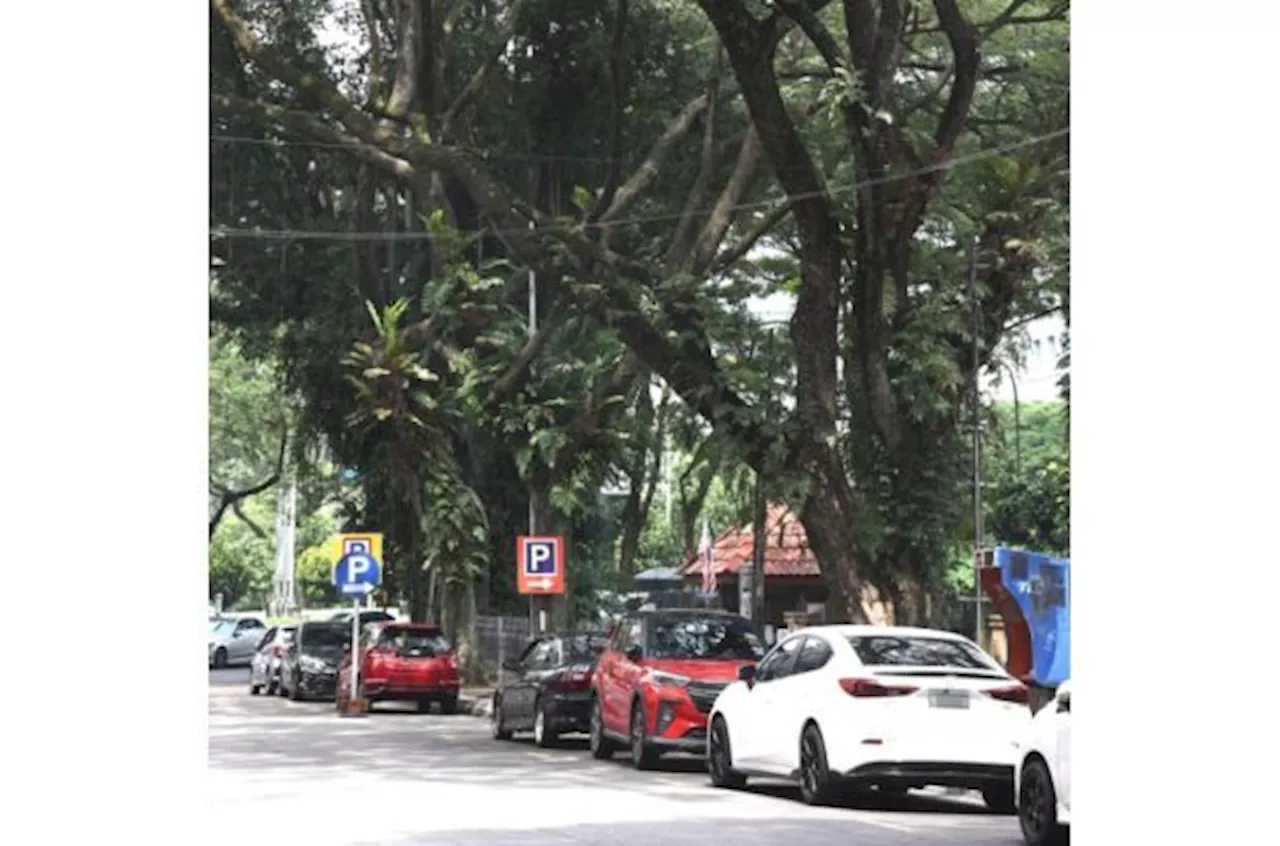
[210,0,1068,624]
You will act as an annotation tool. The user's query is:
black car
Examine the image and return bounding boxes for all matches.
[279,622,350,701]
[492,632,610,747]
[329,609,396,625]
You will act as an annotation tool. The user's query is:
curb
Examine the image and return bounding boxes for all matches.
[458,691,493,718]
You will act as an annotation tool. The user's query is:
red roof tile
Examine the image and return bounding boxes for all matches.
[679,504,821,579]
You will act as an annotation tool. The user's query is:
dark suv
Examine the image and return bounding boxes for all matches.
[589,609,763,769]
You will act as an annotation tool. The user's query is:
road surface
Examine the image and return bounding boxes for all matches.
[209,669,1024,845]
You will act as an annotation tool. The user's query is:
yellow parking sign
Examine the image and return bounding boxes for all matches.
[329,532,384,570]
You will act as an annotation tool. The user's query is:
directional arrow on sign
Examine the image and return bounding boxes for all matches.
[526,578,554,591]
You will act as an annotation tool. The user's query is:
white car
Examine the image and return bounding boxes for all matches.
[1015,680,1071,845]
[707,625,1033,811]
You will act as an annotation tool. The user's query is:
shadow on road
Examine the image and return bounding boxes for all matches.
[350,815,1022,846]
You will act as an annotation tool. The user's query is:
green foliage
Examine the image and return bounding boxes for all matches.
[985,401,1070,555]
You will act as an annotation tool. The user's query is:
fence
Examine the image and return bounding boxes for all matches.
[472,614,532,683]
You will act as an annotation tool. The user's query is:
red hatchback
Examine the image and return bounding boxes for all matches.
[338,622,461,713]
[590,609,764,769]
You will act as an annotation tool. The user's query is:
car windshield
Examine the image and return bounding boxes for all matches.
[210,621,235,636]
[379,628,449,656]
[564,635,609,662]
[647,616,763,660]
[846,635,998,670]
[301,625,350,649]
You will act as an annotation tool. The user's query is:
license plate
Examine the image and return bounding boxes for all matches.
[928,690,970,709]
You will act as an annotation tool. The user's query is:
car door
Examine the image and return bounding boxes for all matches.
[1055,684,1071,811]
[765,635,835,773]
[232,619,263,662]
[505,639,544,725]
[733,635,803,773]
[600,620,640,734]
[251,627,276,682]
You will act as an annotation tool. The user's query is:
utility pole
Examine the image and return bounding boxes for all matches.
[527,223,545,636]
[967,237,985,647]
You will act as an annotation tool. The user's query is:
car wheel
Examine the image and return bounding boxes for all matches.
[708,716,747,789]
[289,673,304,701]
[266,674,279,696]
[533,699,558,748]
[798,723,838,806]
[416,699,432,714]
[984,783,1017,815]
[439,695,459,715]
[629,701,660,770]
[213,648,228,669]
[249,672,262,696]
[588,696,615,759]
[491,696,513,741]
[1018,758,1067,844]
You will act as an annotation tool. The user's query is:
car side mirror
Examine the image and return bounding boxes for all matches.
[738,664,756,688]
[624,645,643,663]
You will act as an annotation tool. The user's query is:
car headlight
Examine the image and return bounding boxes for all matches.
[300,655,327,672]
[649,670,691,688]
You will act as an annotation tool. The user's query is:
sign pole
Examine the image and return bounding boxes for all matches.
[350,597,360,706]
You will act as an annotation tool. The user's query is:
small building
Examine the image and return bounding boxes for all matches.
[677,504,892,628]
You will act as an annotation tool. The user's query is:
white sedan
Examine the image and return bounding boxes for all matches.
[707,624,1032,811]
[1015,680,1070,845]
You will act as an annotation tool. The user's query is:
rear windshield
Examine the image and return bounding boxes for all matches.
[648,616,764,661]
[847,635,996,670]
[301,624,350,648]
[379,628,450,656]
[564,635,609,662]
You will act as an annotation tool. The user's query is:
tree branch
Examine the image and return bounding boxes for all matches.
[385,0,423,118]
[587,0,630,223]
[665,47,724,271]
[708,201,793,274]
[487,297,567,401]
[689,128,766,276]
[208,429,288,539]
[441,0,529,136]
[232,500,271,540]
[776,0,844,72]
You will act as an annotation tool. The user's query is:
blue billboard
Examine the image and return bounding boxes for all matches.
[991,547,1070,688]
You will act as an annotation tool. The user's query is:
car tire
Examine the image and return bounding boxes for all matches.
[491,696,514,741]
[289,673,304,701]
[533,698,558,748]
[439,695,459,716]
[249,675,262,696]
[213,648,228,669]
[1018,758,1067,844]
[266,675,279,696]
[708,716,747,789]
[629,700,660,771]
[984,783,1017,815]
[798,723,838,806]
[588,696,615,760]
[416,700,432,714]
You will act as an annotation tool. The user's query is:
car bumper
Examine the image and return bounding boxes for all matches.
[299,672,339,698]
[648,726,707,754]
[362,679,460,701]
[545,692,591,732]
[843,760,1015,791]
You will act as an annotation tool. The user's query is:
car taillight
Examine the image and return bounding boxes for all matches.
[553,667,591,692]
[838,678,918,697]
[984,684,1030,705]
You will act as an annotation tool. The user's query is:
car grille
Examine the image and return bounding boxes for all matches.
[686,680,728,713]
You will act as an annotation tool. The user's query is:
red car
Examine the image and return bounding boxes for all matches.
[589,608,764,769]
[337,622,461,713]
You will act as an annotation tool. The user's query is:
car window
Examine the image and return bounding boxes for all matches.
[379,627,450,656]
[564,635,608,663]
[256,627,277,651]
[646,615,763,660]
[236,618,264,633]
[846,635,1000,671]
[756,636,803,682]
[518,639,543,666]
[300,624,350,649]
[793,636,833,674]
[211,620,235,636]
[529,641,555,669]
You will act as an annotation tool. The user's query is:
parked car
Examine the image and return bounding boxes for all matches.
[707,624,1032,810]
[492,632,610,746]
[248,625,297,695]
[279,622,350,701]
[329,609,397,625]
[1016,680,1071,845]
[336,622,461,713]
[208,616,267,668]
[589,608,764,769]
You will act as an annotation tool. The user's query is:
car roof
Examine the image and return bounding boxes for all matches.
[635,608,742,619]
[375,621,442,631]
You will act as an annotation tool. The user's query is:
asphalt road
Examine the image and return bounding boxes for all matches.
[209,668,1025,846]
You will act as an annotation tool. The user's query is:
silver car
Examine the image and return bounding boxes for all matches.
[209,616,267,668]
[249,625,297,695]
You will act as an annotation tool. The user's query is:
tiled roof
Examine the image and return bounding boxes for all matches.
[679,504,821,579]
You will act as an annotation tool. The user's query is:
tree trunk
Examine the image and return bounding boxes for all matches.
[617,487,644,577]
[799,478,873,625]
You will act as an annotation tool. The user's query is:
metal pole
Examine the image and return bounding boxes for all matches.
[527,226,539,635]
[967,237,984,646]
[350,598,360,703]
